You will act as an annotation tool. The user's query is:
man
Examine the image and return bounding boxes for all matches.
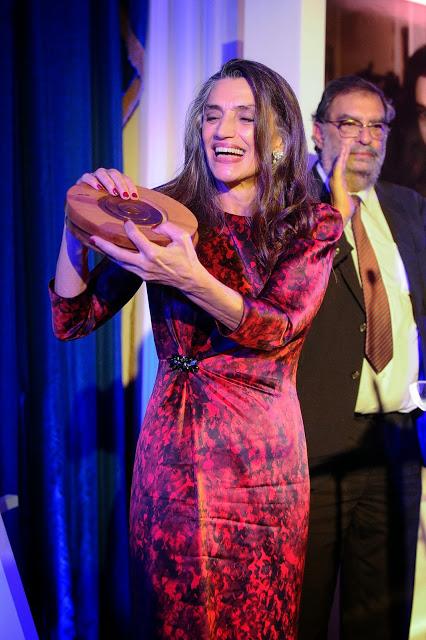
[297,76,426,640]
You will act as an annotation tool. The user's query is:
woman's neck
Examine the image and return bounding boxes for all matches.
[217,183,256,217]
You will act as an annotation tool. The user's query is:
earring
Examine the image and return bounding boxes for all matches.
[272,150,284,166]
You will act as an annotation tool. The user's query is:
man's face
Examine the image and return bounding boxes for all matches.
[313,90,388,192]
[415,76,426,144]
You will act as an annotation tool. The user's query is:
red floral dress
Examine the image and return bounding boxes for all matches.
[50,204,342,639]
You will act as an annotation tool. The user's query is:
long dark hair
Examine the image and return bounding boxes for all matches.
[158,58,314,271]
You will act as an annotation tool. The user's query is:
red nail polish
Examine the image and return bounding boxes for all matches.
[113,188,119,196]
[97,183,104,191]
[132,192,138,198]
[123,191,129,198]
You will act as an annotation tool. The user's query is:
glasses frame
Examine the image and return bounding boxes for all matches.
[322,118,390,140]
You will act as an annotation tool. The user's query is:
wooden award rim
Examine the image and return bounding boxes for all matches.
[65,183,198,251]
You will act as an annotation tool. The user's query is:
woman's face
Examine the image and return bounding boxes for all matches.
[415,76,426,144]
[202,77,259,191]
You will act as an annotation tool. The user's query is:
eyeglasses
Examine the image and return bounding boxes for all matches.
[323,118,390,140]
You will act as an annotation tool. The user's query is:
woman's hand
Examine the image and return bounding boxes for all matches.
[54,168,140,299]
[329,140,356,226]
[77,168,139,200]
[91,220,244,329]
[90,220,201,291]
[75,169,243,329]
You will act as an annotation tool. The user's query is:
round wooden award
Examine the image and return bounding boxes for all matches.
[65,184,198,251]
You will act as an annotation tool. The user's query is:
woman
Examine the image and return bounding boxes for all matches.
[50,59,343,639]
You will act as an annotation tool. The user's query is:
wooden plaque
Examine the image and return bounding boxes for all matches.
[65,183,198,251]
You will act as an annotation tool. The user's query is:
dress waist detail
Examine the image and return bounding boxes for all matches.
[167,354,199,373]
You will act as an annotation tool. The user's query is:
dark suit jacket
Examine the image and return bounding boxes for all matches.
[297,164,426,464]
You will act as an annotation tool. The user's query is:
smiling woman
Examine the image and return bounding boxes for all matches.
[201,78,259,194]
[49,58,343,640]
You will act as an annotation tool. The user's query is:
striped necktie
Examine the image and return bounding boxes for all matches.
[351,196,393,373]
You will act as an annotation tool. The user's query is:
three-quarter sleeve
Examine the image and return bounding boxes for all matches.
[49,258,142,340]
[218,204,343,351]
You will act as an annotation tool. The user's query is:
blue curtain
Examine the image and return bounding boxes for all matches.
[1,1,148,637]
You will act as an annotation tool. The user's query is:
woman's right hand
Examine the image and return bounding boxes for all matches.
[77,168,139,200]
[54,169,139,298]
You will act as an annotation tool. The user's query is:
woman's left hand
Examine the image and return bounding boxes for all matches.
[90,219,201,292]
[77,167,139,200]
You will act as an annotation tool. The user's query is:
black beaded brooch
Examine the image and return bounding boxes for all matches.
[168,354,199,373]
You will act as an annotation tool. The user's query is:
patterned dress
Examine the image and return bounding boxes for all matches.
[50,204,341,639]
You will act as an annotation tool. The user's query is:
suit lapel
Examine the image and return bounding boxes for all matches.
[375,182,417,265]
[311,163,330,204]
[311,163,365,311]
[333,234,365,311]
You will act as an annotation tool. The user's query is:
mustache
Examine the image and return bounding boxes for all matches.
[349,145,380,158]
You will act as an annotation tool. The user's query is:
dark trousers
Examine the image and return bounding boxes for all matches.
[298,412,422,640]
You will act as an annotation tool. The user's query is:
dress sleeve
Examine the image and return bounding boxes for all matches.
[49,257,142,340]
[218,203,343,351]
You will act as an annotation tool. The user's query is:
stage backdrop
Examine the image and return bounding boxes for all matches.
[1,1,147,637]
[1,0,239,637]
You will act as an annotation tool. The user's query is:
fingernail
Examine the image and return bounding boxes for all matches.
[97,183,104,191]
[123,191,129,198]
[113,188,119,196]
[88,237,97,246]
[131,192,138,198]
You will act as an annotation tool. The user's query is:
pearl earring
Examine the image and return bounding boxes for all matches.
[272,150,284,165]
